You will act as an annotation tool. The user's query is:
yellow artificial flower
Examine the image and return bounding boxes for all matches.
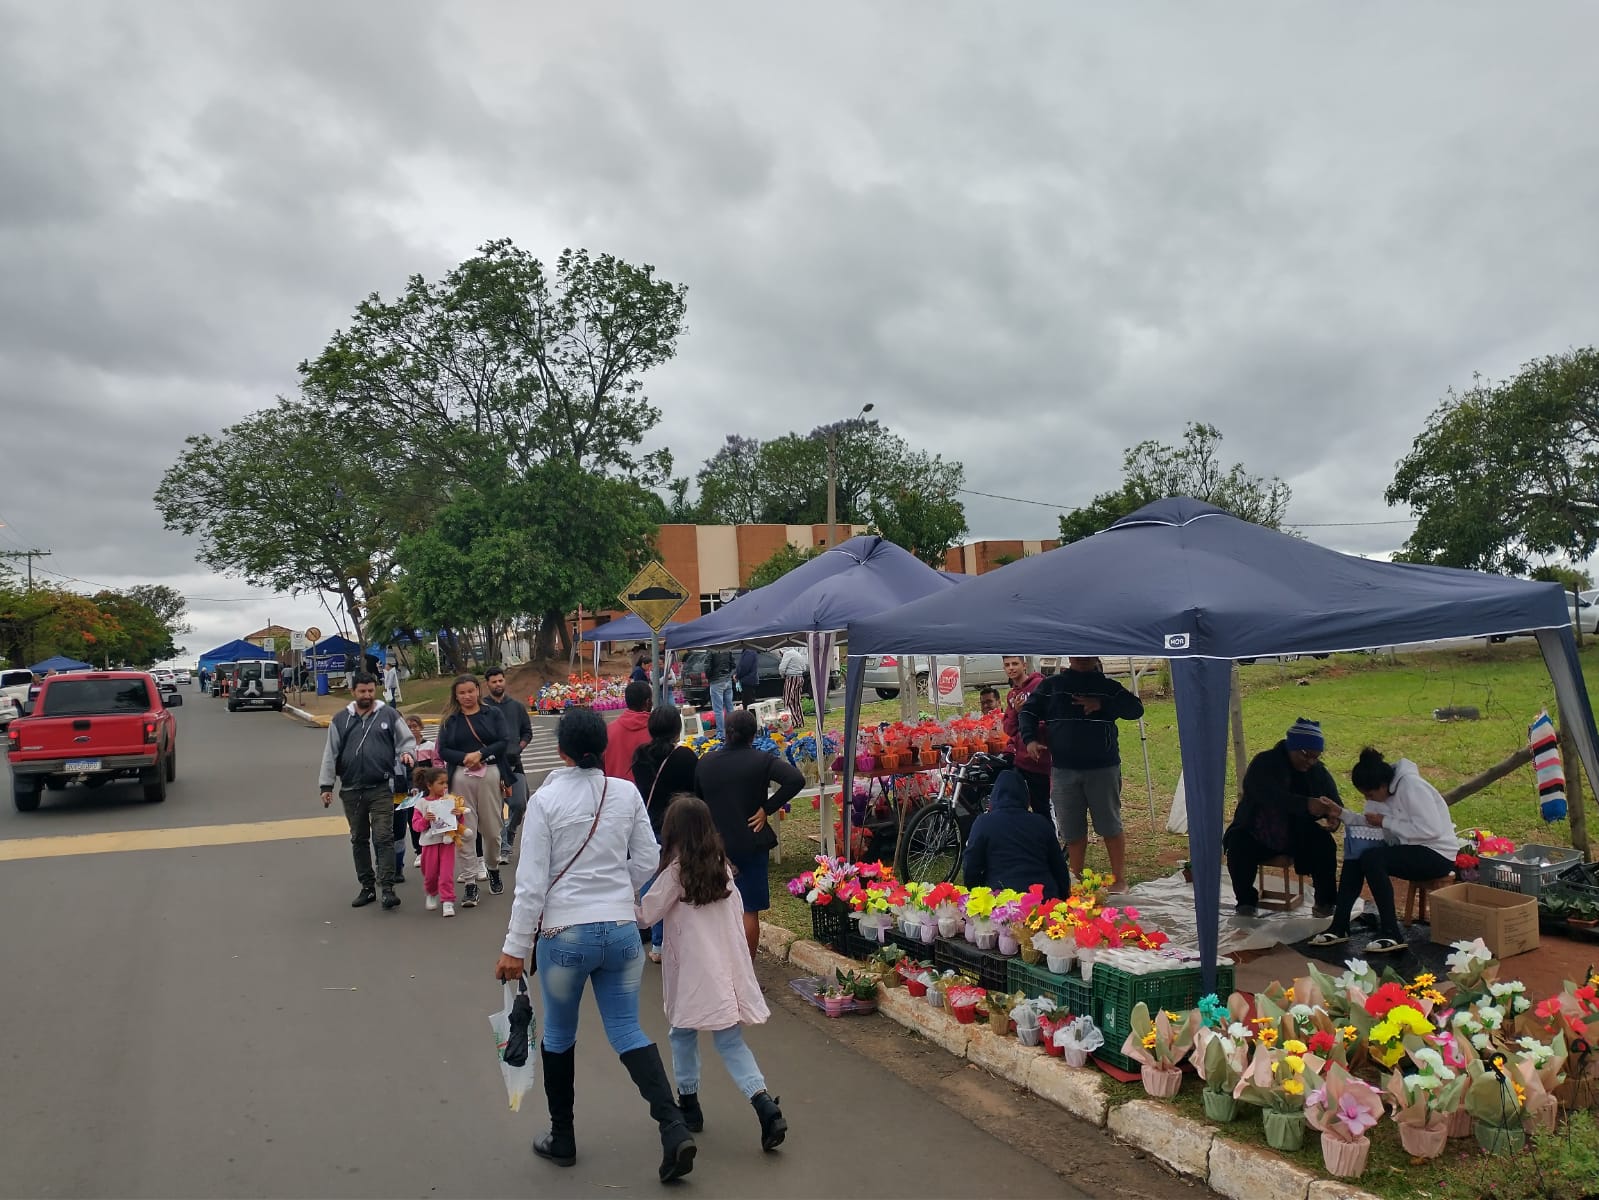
[1342,1025,1359,1043]
[1281,1078,1305,1096]
[1164,1011,1184,1023]
[1369,1020,1398,1044]
[1259,1028,1279,1048]
[1284,1039,1307,1054]
[1412,972,1436,988]
[1283,987,1296,1003]
[1283,1054,1305,1074]
[1142,1031,1158,1050]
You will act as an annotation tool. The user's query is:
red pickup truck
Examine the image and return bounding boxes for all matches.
[7,671,181,811]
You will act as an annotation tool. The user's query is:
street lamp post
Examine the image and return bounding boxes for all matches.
[825,402,874,548]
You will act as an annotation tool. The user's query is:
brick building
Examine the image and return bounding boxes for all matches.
[942,538,1060,575]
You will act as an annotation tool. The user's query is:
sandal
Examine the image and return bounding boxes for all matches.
[1308,931,1348,947]
[647,948,662,964]
[1366,937,1408,954]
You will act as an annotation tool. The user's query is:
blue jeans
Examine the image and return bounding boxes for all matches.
[537,921,651,1055]
[499,773,529,859]
[637,877,664,950]
[709,678,735,737]
[669,1025,767,1099]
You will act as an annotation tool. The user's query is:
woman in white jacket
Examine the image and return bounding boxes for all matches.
[1308,747,1458,954]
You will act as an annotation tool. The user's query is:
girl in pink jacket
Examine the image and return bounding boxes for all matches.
[639,795,787,1152]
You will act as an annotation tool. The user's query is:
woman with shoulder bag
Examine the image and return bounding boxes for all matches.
[632,705,699,962]
[493,709,695,1184]
[436,675,511,906]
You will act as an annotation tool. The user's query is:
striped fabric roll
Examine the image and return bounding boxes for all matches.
[1528,709,1568,823]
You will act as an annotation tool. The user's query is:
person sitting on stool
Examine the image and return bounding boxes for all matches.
[963,770,1072,900]
[1222,717,1339,918]
[1308,747,1458,955]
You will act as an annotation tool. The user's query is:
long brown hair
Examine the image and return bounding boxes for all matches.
[444,674,480,718]
[659,794,732,906]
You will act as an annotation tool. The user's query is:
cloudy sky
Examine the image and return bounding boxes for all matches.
[4,1,1597,659]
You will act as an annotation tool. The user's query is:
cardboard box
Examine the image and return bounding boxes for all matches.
[1428,882,1540,959]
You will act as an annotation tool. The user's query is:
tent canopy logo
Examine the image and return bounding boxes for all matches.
[1163,633,1191,650]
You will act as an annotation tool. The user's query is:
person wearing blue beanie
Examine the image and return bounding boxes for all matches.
[1222,717,1340,919]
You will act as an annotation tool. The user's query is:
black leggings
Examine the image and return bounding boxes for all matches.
[1331,842,1453,938]
[1019,768,1052,817]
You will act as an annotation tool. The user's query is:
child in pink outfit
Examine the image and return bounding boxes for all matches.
[411,766,463,917]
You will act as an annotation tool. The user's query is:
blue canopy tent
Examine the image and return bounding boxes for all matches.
[581,614,658,644]
[28,654,92,673]
[196,639,276,676]
[309,635,362,672]
[843,498,1599,987]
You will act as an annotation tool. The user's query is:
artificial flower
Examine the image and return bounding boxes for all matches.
[1282,1078,1305,1096]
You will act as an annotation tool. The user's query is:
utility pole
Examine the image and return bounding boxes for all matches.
[0,549,51,589]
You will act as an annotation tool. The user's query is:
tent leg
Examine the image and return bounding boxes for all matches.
[1138,717,1156,834]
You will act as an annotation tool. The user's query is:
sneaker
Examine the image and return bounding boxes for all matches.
[463,884,480,908]
[488,870,504,896]
[352,887,377,908]
[475,862,489,882]
[442,902,456,918]
[381,888,401,910]
[393,869,406,885]
[1308,931,1349,947]
[498,853,512,867]
[425,893,439,911]
[1233,903,1262,919]
[413,851,422,869]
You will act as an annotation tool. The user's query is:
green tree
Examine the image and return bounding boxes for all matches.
[124,584,192,644]
[299,239,688,484]
[1058,422,1292,544]
[1387,350,1599,574]
[695,435,766,524]
[867,452,968,566]
[93,591,179,666]
[1531,564,1592,593]
[747,544,819,590]
[0,585,120,667]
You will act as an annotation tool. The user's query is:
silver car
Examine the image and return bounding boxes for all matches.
[860,654,1012,700]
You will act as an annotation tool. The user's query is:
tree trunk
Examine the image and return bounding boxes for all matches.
[1442,746,1534,806]
[1229,664,1248,789]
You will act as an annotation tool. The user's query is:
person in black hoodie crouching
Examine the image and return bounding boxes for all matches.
[963,770,1072,900]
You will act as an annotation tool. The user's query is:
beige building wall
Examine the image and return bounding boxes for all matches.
[695,525,741,593]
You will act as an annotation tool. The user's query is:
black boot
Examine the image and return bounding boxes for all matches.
[751,1091,787,1151]
[532,1045,577,1167]
[677,1091,704,1133]
[619,1045,696,1183]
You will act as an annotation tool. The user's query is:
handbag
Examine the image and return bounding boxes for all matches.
[529,779,608,974]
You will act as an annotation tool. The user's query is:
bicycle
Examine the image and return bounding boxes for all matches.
[892,745,1014,883]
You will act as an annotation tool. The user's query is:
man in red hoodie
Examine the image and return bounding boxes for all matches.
[1002,655,1052,816]
[603,680,656,780]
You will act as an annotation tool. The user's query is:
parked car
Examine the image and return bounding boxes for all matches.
[229,660,284,712]
[1489,593,1599,642]
[860,653,1011,701]
[172,668,191,685]
[151,669,176,688]
[7,670,181,810]
[0,668,33,726]
[679,649,838,708]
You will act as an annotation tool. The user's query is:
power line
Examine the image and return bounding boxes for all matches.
[0,549,51,589]
[955,486,1418,529]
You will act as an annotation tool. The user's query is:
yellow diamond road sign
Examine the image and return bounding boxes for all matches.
[620,561,689,633]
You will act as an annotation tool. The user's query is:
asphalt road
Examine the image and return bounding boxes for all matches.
[0,689,1190,1199]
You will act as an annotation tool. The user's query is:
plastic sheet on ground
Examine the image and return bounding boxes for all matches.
[1110,870,1363,958]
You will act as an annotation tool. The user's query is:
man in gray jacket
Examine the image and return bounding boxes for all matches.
[319,671,416,909]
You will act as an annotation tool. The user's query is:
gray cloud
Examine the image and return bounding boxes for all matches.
[4,0,1599,646]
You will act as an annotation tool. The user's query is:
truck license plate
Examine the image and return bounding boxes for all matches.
[64,759,102,772]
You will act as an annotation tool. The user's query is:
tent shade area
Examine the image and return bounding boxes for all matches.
[581,614,659,644]
[196,640,277,675]
[841,497,1599,988]
[308,635,363,671]
[27,654,92,674]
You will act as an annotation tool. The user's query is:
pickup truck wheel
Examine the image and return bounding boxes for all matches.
[12,778,41,812]
[165,747,177,782]
[874,688,900,701]
[143,762,168,803]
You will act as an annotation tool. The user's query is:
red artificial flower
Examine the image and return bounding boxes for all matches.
[1535,996,1564,1021]
[1308,1030,1336,1054]
[1365,982,1412,1018]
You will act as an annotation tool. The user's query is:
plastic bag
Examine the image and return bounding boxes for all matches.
[490,979,537,1111]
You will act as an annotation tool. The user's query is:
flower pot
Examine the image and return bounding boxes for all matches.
[1063,1046,1090,1068]
[1078,948,1096,982]
[919,922,937,945]
[905,978,928,998]
[1398,1122,1449,1159]
[853,997,877,1015]
[938,916,962,938]
[855,753,876,773]
[918,750,938,767]
[988,1009,1011,1034]
[1320,1133,1370,1179]
[1262,1110,1306,1153]
[964,919,979,944]
[951,1002,978,1025]
[1473,1121,1525,1156]
[1201,1089,1239,1123]
[879,969,902,989]
[1523,1096,1558,1134]
[822,996,850,1018]
[976,931,998,951]
[927,988,943,1008]
[1020,943,1043,965]
[997,932,1020,956]
[1446,1106,1474,1139]
[1017,1024,1042,1047]
[1141,1065,1182,1100]
[1046,952,1074,975]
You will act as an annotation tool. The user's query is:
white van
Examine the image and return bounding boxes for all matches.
[0,668,32,725]
[229,660,284,712]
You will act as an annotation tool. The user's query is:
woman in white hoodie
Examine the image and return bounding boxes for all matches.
[1308,748,1458,954]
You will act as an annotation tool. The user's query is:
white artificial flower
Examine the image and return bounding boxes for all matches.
[1445,938,1493,974]
[1345,958,1371,979]
[1479,1005,1505,1030]
[1290,1004,1315,1022]
[1227,1021,1253,1041]
[1512,997,1530,1013]
[1412,1072,1443,1090]
[1410,1047,1455,1080]
[1471,1032,1491,1050]
[1489,981,1525,998]
[1516,1038,1554,1067]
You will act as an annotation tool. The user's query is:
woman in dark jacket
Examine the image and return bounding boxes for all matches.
[734,646,760,707]
[436,674,511,905]
[694,709,804,956]
[964,770,1072,899]
[632,705,699,961]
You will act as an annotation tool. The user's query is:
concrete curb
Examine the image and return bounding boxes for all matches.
[760,927,1381,1200]
[283,704,328,728]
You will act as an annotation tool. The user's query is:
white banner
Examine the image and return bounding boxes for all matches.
[934,662,963,706]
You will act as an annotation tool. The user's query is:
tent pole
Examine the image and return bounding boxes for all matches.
[1558,699,1591,857]
[1229,664,1248,786]
[650,632,662,708]
[1128,658,1156,832]
[930,655,941,721]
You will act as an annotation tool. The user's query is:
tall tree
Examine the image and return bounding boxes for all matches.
[93,591,179,666]
[299,239,687,485]
[695,435,766,524]
[1387,350,1599,573]
[1057,422,1292,544]
[746,544,819,590]
[868,451,968,566]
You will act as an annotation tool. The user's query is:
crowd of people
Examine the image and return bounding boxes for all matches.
[317,668,792,1184]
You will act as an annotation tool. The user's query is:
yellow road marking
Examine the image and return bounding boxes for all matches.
[0,816,349,862]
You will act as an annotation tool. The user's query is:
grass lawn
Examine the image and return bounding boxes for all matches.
[766,641,1599,936]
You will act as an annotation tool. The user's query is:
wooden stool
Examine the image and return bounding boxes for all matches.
[1256,856,1307,912]
[678,706,704,738]
[1403,876,1453,924]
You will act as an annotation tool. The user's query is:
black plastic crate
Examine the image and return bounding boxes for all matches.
[810,905,850,951]
[932,936,1011,993]
[1092,962,1234,1073]
[1007,957,1094,1018]
[841,930,880,961]
[889,929,936,959]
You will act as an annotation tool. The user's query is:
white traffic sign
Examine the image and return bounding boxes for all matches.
[260,637,276,653]
[289,630,308,650]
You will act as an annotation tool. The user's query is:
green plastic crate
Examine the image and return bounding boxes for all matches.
[1006,957,1094,1018]
[1092,962,1235,1072]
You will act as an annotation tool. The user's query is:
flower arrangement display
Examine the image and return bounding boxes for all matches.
[534,674,632,713]
[1194,1023,1251,1122]
[1054,1015,1105,1067]
[1010,996,1057,1046]
[1454,829,1515,882]
[1464,1054,1532,1156]
[1306,1062,1385,1178]
[1121,1002,1199,1099]
[1528,970,1599,1109]
[1364,997,1434,1069]
[1235,1040,1320,1151]
[945,983,988,1024]
[963,886,1000,948]
[1383,1043,1468,1159]
[924,881,966,938]
[786,856,894,908]
[983,988,1021,1034]
[1509,1037,1566,1134]
[991,887,1038,956]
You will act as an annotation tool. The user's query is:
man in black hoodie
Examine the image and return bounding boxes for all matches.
[1019,657,1143,888]
[964,770,1071,899]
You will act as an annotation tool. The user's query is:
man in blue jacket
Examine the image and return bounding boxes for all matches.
[964,770,1071,899]
[1019,656,1144,889]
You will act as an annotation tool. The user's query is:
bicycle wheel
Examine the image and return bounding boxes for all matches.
[896,803,964,883]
